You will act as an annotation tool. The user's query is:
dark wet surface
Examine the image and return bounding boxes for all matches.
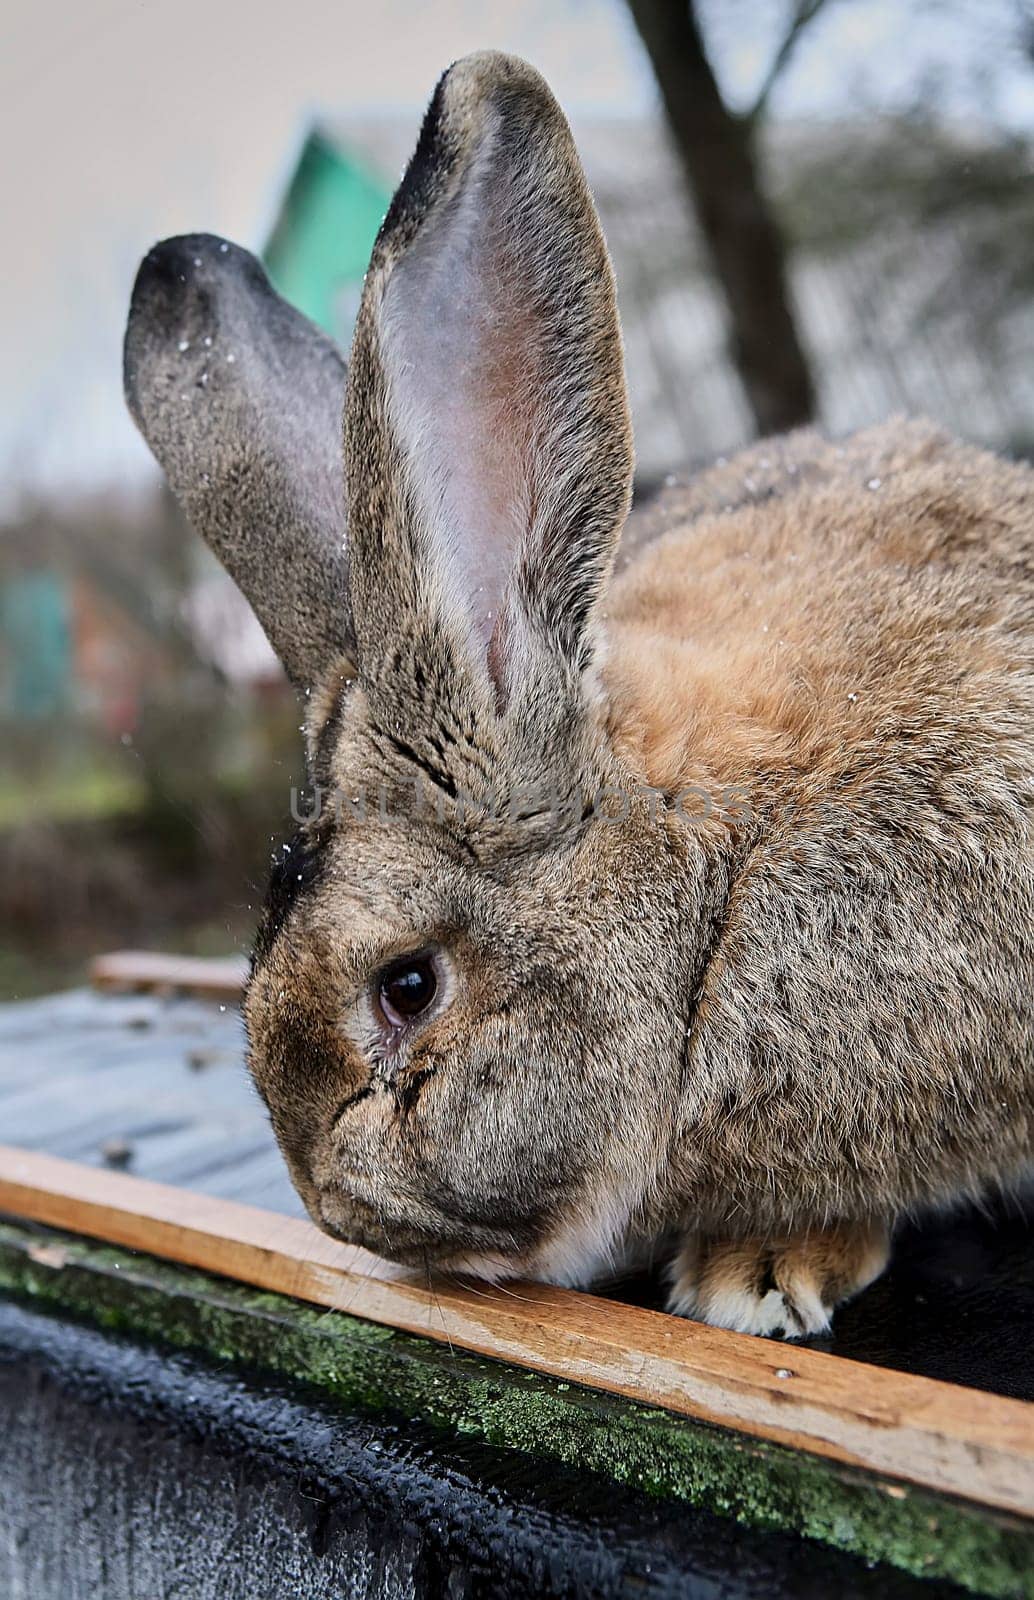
[0,1299,969,1599]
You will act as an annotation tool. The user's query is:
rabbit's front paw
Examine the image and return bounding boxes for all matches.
[666,1223,889,1338]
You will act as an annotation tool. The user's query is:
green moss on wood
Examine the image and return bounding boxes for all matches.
[0,1219,1030,1597]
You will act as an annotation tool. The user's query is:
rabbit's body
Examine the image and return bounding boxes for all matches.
[460,418,1034,1324]
[124,53,1034,1337]
[601,423,1034,1322]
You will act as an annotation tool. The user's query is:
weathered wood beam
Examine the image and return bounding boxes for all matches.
[0,1143,1031,1518]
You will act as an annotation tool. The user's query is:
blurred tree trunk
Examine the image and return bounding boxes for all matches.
[626,0,816,435]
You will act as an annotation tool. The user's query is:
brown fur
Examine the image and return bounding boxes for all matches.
[125,53,1034,1337]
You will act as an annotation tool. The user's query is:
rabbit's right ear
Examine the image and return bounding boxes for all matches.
[124,235,353,690]
[345,52,634,706]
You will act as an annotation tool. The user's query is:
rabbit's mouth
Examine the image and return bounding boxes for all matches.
[316,1185,539,1270]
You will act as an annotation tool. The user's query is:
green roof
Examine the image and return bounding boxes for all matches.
[263,129,393,344]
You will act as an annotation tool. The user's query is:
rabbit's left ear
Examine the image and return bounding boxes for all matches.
[345,51,634,702]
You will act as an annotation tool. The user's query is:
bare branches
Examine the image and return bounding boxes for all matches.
[624,0,817,433]
[747,0,833,122]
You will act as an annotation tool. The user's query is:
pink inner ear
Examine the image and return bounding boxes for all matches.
[379,117,546,680]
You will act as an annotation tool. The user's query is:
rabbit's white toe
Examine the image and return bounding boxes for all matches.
[666,1223,889,1339]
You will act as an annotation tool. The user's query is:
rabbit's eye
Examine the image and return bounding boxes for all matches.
[378,954,438,1026]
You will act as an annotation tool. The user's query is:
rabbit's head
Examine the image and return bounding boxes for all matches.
[124,54,700,1284]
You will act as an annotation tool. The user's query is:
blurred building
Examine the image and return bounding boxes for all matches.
[264,132,394,340]
[0,571,71,722]
[263,114,1034,482]
[0,509,279,736]
[5,106,1030,729]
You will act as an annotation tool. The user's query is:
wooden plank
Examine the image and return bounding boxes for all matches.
[90,951,248,1003]
[0,1142,1031,1518]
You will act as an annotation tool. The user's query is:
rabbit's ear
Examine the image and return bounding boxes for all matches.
[345,52,633,702]
[124,235,353,690]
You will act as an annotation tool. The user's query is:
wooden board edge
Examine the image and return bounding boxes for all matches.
[89,951,248,1002]
[0,1143,1031,1519]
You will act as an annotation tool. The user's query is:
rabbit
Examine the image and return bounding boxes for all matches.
[123,51,1034,1338]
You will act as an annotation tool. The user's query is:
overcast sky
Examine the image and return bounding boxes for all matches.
[2,0,1031,505]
